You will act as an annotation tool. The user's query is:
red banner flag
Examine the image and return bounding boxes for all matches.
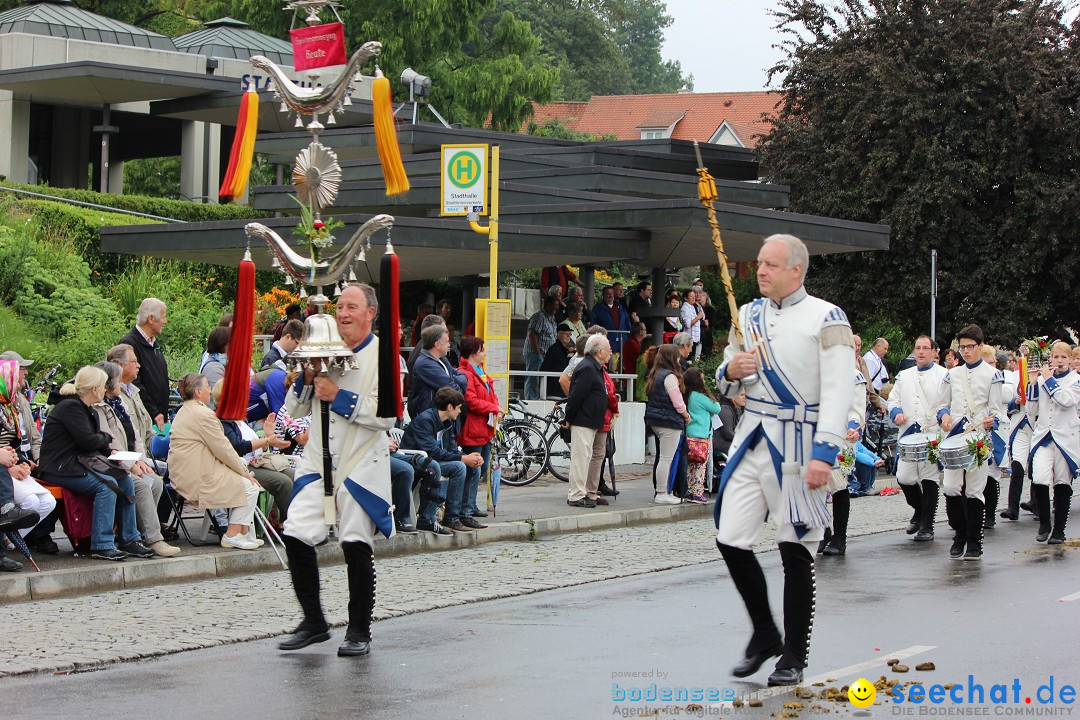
[290,22,347,70]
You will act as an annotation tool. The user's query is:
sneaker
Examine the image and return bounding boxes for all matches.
[460,517,488,529]
[118,540,156,559]
[395,522,419,534]
[243,532,265,548]
[444,520,474,533]
[654,493,682,505]
[220,533,260,550]
[583,497,598,508]
[147,540,181,557]
[471,510,489,518]
[91,548,127,561]
[687,494,708,505]
[417,521,453,536]
[566,498,588,508]
[28,536,60,554]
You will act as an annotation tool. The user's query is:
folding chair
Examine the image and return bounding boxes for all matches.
[389,427,428,524]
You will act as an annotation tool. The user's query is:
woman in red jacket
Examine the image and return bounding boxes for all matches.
[457,337,502,522]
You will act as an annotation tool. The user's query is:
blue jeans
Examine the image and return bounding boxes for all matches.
[849,462,877,496]
[461,443,491,516]
[419,458,466,525]
[389,453,415,525]
[43,471,141,551]
[524,351,543,400]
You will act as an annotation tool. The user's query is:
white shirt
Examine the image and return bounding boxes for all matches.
[863,350,888,391]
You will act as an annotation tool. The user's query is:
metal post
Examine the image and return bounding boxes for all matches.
[930,249,938,343]
[650,266,667,346]
[582,266,595,311]
[92,104,119,193]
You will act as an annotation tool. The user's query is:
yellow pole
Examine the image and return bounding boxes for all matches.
[489,145,499,298]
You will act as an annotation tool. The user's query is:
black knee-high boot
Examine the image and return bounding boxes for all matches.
[945,495,966,558]
[341,541,376,642]
[915,480,938,541]
[284,535,328,632]
[964,497,984,560]
[1049,485,1072,544]
[1034,484,1052,542]
[899,483,923,534]
[1002,461,1025,520]
[716,541,782,675]
[771,542,816,683]
[983,478,999,528]
[824,490,848,555]
[278,535,330,651]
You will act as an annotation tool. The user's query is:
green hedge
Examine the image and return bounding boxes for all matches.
[0,181,261,222]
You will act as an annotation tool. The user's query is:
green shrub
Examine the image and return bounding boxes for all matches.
[0,181,261,222]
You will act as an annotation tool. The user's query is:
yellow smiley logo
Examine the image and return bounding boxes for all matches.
[848,678,876,709]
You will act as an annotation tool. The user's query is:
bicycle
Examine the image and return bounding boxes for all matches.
[26,363,61,432]
[494,395,573,486]
[491,420,549,486]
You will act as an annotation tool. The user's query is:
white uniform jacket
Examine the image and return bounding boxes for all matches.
[1029,370,1080,476]
[714,287,854,529]
[888,363,948,440]
[287,333,397,538]
[935,360,1008,462]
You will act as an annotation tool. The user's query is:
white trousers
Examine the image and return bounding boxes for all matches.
[285,480,376,546]
[13,476,57,538]
[716,444,823,552]
[896,459,940,486]
[942,464,988,499]
[1031,444,1074,488]
[133,471,164,544]
[1011,428,1032,473]
[227,478,260,528]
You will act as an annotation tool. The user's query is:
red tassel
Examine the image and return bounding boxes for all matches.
[217,257,255,420]
[377,248,401,418]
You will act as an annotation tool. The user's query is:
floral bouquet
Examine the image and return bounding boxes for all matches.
[1022,336,1050,367]
[836,447,856,471]
[292,196,344,262]
[926,434,943,465]
[966,435,990,467]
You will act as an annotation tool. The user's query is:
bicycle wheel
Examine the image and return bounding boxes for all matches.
[546,429,571,482]
[494,422,549,486]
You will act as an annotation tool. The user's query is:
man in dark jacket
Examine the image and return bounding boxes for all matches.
[540,322,575,398]
[564,335,611,508]
[407,325,467,419]
[400,388,484,534]
[119,297,169,428]
[260,319,305,370]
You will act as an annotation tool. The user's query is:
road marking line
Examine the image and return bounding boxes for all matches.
[711,644,938,710]
[1059,590,1080,602]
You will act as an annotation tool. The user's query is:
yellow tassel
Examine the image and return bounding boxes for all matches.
[231,88,259,200]
[372,76,410,196]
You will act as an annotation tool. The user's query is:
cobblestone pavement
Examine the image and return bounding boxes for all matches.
[0,494,922,677]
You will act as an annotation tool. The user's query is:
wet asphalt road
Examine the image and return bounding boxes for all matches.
[4,519,1080,719]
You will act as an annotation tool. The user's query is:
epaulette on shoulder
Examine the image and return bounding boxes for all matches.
[854,370,867,385]
[821,306,850,329]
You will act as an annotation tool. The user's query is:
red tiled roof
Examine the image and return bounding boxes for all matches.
[528,91,781,148]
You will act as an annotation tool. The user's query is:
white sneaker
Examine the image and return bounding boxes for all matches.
[653,493,682,505]
[221,533,260,550]
[148,540,181,557]
[244,532,265,547]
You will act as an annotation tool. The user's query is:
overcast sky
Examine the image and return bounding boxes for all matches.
[661,0,788,93]
[661,0,1080,94]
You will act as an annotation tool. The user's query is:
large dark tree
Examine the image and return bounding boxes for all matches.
[759,0,1080,348]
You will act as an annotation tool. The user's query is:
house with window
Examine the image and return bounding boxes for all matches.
[528,90,781,149]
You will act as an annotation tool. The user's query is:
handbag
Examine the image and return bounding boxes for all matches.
[76,452,135,503]
[686,437,710,464]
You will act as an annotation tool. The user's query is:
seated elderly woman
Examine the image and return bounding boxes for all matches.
[90,361,181,557]
[38,366,155,561]
[0,358,59,554]
[210,380,294,524]
[168,373,262,550]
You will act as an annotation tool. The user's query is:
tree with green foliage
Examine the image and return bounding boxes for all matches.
[759,0,1080,348]
[200,0,557,130]
[613,0,691,94]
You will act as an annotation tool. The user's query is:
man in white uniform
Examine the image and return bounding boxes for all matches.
[278,284,396,657]
[888,335,947,541]
[715,234,854,687]
[936,324,1006,561]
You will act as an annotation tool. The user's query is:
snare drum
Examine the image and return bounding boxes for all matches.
[897,433,930,463]
[939,434,974,470]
